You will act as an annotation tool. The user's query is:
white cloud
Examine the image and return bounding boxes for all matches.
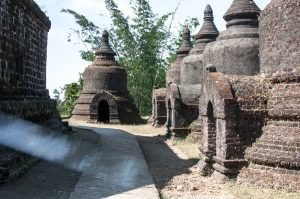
[66,0,106,13]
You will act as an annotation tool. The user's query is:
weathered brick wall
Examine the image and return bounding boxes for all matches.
[0,0,57,125]
[227,75,267,152]
[0,0,64,183]
[0,0,51,99]
[260,0,300,73]
[0,100,57,122]
[238,0,300,190]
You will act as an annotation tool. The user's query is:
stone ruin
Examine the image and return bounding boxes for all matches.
[150,5,219,136]
[0,0,64,182]
[198,0,262,179]
[71,30,141,124]
[150,0,300,190]
[166,5,219,138]
[165,27,192,136]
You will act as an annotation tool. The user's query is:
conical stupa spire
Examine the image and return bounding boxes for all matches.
[177,27,192,55]
[195,4,219,40]
[96,30,116,56]
[224,0,261,25]
[92,30,118,66]
[189,5,219,55]
[204,4,213,20]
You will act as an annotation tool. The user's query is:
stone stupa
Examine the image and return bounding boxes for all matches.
[71,30,141,124]
[181,4,219,85]
[203,0,261,75]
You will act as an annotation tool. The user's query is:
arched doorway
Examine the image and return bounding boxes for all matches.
[207,101,216,158]
[98,100,110,123]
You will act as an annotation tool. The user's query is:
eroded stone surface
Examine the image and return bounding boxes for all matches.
[203,0,261,76]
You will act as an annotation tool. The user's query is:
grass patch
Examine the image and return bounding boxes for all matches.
[172,135,199,159]
[227,184,300,199]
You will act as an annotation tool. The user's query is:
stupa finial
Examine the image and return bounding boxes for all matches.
[177,26,192,55]
[95,30,116,56]
[204,4,213,20]
[195,4,219,40]
[189,5,219,54]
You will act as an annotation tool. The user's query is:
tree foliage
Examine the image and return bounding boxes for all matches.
[60,0,199,115]
[54,74,83,117]
[166,17,200,64]
[105,0,173,114]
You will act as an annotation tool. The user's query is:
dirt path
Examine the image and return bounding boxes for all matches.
[136,135,237,199]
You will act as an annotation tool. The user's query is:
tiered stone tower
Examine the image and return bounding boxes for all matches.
[181,4,219,85]
[166,6,219,137]
[179,4,219,138]
[72,30,141,124]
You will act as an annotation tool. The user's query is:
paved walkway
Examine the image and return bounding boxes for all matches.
[69,126,159,199]
[0,126,159,199]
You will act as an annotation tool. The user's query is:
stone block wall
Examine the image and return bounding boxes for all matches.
[0,0,51,99]
[0,0,57,124]
[260,0,300,73]
[227,75,267,151]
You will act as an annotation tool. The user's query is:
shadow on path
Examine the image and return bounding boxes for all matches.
[0,161,81,199]
[137,135,198,191]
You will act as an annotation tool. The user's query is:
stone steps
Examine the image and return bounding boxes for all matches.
[0,147,38,183]
[245,124,300,169]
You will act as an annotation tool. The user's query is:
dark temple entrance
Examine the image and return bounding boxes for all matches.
[207,101,216,159]
[98,100,110,123]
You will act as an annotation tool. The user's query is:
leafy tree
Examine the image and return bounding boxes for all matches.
[53,89,66,116]
[166,17,200,65]
[61,9,101,61]
[53,74,83,116]
[105,0,173,114]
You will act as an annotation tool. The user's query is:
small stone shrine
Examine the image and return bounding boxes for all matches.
[72,30,141,124]
[198,0,300,190]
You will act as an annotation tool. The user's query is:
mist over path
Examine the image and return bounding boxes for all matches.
[0,125,159,199]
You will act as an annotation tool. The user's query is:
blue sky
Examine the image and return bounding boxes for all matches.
[35,0,271,98]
